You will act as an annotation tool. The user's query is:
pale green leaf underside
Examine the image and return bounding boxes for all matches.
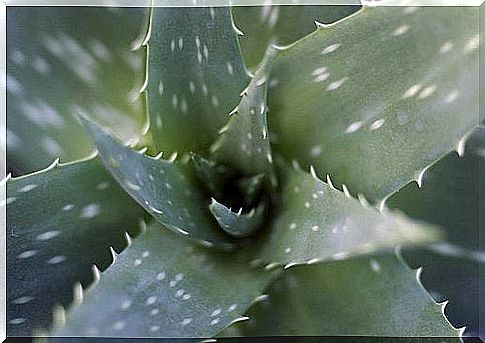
[53,222,273,338]
[81,117,234,250]
[238,253,459,337]
[7,7,147,174]
[251,164,437,266]
[268,6,479,202]
[6,158,145,336]
[211,52,274,177]
[209,199,265,238]
[232,5,360,71]
[146,7,249,155]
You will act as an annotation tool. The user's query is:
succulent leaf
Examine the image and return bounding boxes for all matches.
[146,7,249,155]
[7,7,147,175]
[238,253,460,337]
[232,4,360,71]
[5,158,146,336]
[387,128,484,337]
[237,173,266,205]
[209,198,265,238]
[190,153,229,198]
[211,51,275,179]
[52,222,274,338]
[267,6,479,203]
[81,117,234,250]
[251,162,438,267]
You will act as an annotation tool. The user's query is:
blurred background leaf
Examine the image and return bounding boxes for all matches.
[6,6,147,176]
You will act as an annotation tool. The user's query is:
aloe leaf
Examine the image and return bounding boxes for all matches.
[81,117,233,249]
[191,153,229,198]
[386,128,484,337]
[211,51,275,179]
[238,173,265,205]
[209,198,265,238]
[267,6,479,203]
[232,5,360,71]
[146,7,249,155]
[238,253,460,337]
[251,162,437,267]
[7,7,147,175]
[5,158,146,336]
[52,222,274,338]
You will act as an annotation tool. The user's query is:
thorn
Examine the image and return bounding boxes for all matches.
[148,204,164,215]
[309,165,318,179]
[284,262,299,270]
[168,152,178,162]
[137,146,148,154]
[342,184,351,198]
[218,124,230,134]
[306,258,322,265]
[262,127,268,140]
[456,134,467,157]
[416,167,428,188]
[266,153,273,164]
[72,282,84,306]
[264,262,280,271]
[52,304,66,328]
[154,151,164,160]
[91,265,101,286]
[326,174,336,190]
[256,76,267,86]
[109,247,117,265]
[357,194,371,209]
[228,316,250,325]
[314,20,328,28]
[252,294,269,303]
[125,232,133,247]
[237,207,243,215]
[232,21,244,36]
[229,107,238,116]
[377,198,387,213]
[239,86,249,96]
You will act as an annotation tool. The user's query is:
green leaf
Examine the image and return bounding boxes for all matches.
[209,198,265,238]
[387,128,484,337]
[52,222,274,338]
[191,153,229,198]
[7,7,147,175]
[251,162,437,267]
[146,7,249,155]
[237,173,265,205]
[267,6,479,203]
[81,117,234,250]
[238,253,460,337]
[233,5,360,71]
[6,157,146,336]
[211,51,275,179]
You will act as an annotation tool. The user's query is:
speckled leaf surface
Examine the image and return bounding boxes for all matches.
[6,158,146,336]
[387,128,484,337]
[82,117,233,249]
[268,6,479,202]
[211,53,274,178]
[53,223,273,338]
[146,7,249,155]
[238,253,459,337]
[232,5,360,71]
[251,164,437,266]
[7,7,147,175]
[209,198,265,238]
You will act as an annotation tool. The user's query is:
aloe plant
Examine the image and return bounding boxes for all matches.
[5,3,482,340]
